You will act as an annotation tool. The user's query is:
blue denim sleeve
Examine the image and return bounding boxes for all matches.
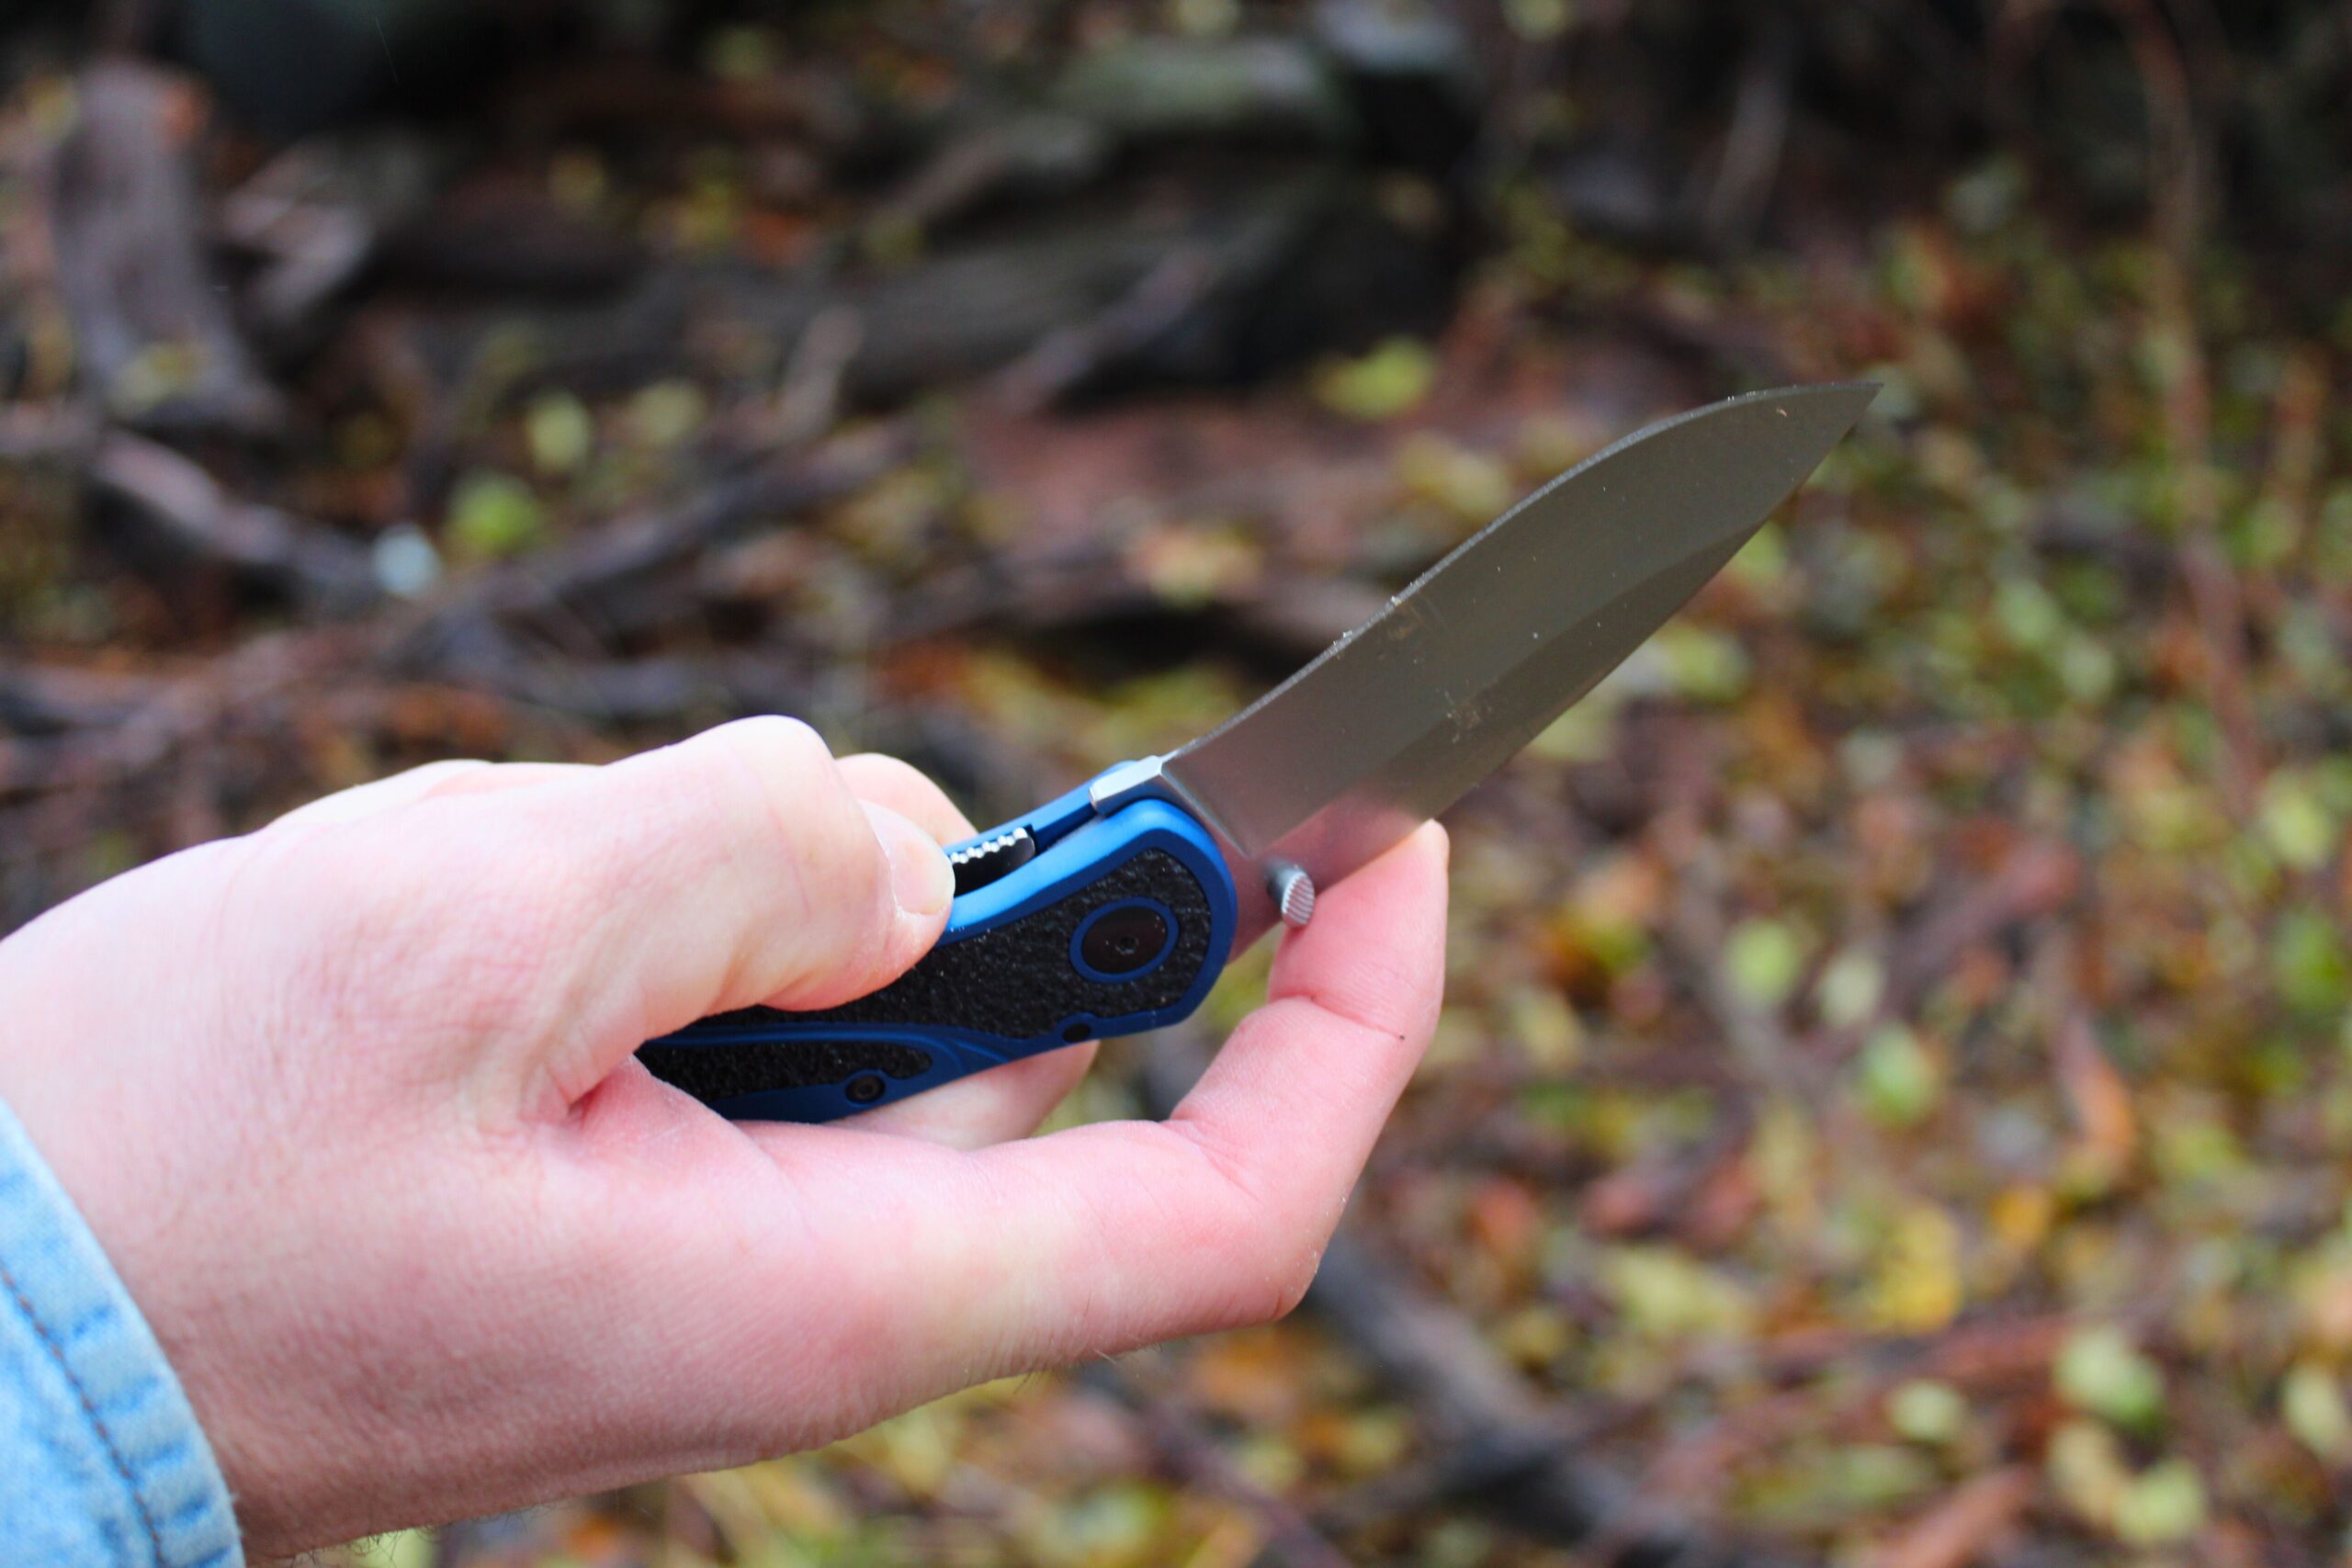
[0,1099,242,1567]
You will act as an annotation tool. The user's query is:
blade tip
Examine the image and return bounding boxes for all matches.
[1829,380,1880,429]
[1777,378,1880,408]
[1760,380,1879,442]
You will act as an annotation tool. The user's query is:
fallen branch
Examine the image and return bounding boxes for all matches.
[87,431,379,612]
[49,61,285,437]
[422,422,909,649]
[0,427,912,926]
[1700,15,1797,250]
[1077,1359,1355,1568]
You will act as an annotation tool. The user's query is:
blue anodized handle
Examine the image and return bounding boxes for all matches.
[638,762,1240,1122]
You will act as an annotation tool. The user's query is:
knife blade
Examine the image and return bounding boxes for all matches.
[639,382,1875,1121]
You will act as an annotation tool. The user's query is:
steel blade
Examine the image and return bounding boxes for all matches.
[1158,382,1873,940]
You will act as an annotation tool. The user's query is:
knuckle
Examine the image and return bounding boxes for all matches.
[1225,1224,1324,1327]
[710,715,836,789]
[1171,1130,1329,1331]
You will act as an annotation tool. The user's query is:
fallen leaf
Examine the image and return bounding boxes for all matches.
[1866,1465,2034,1568]
[2057,1012,2135,1185]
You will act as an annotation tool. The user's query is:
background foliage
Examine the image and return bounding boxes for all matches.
[5,1,2351,1562]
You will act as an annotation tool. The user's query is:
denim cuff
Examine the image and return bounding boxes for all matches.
[0,1098,241,1567]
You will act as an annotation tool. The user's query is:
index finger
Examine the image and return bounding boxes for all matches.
[984,823,1451,1346]
[732,824,1449,1394]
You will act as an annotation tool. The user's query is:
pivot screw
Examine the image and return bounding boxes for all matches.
[1268,862,1317,929]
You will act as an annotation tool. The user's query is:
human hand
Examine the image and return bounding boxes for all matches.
[0,718,1448,1554]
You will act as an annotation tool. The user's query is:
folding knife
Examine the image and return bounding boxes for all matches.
[639,384,1874,1121]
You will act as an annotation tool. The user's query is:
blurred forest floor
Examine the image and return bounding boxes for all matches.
[6,2,2352,1564]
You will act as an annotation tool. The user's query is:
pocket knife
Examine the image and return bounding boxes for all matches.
[639,384,1874,1121]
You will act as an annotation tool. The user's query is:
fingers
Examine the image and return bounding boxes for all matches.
[294,755,923,837]
[269,761,592,830]
[728,824,1449,1407]
[327,718,956,1116]
[267,760,493,829]
[286,739,1089,1144]
[1159,825,1452,1182]
[983,824,1450,1350]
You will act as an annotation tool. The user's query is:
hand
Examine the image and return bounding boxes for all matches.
[0,718,1448,1553]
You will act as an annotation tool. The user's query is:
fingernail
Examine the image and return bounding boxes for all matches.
[865,802,954,916]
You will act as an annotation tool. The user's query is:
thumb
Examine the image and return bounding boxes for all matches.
[343,718,954,1116]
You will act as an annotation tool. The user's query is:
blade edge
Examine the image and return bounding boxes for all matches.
[1163,382,1872,935]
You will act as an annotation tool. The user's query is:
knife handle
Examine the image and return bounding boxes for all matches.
[636,784,1238,1122]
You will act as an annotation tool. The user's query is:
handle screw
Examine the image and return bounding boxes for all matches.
[1268,863,1317,929]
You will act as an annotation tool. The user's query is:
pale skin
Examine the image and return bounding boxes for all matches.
[0,717,1449,1555]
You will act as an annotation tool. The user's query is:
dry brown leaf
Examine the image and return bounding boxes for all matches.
[2057,1011,2136,1181]
[1866,1466,2035,1568]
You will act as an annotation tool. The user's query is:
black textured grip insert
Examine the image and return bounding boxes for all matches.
[639,847,1215,1104]
[639,1038,933,1101]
